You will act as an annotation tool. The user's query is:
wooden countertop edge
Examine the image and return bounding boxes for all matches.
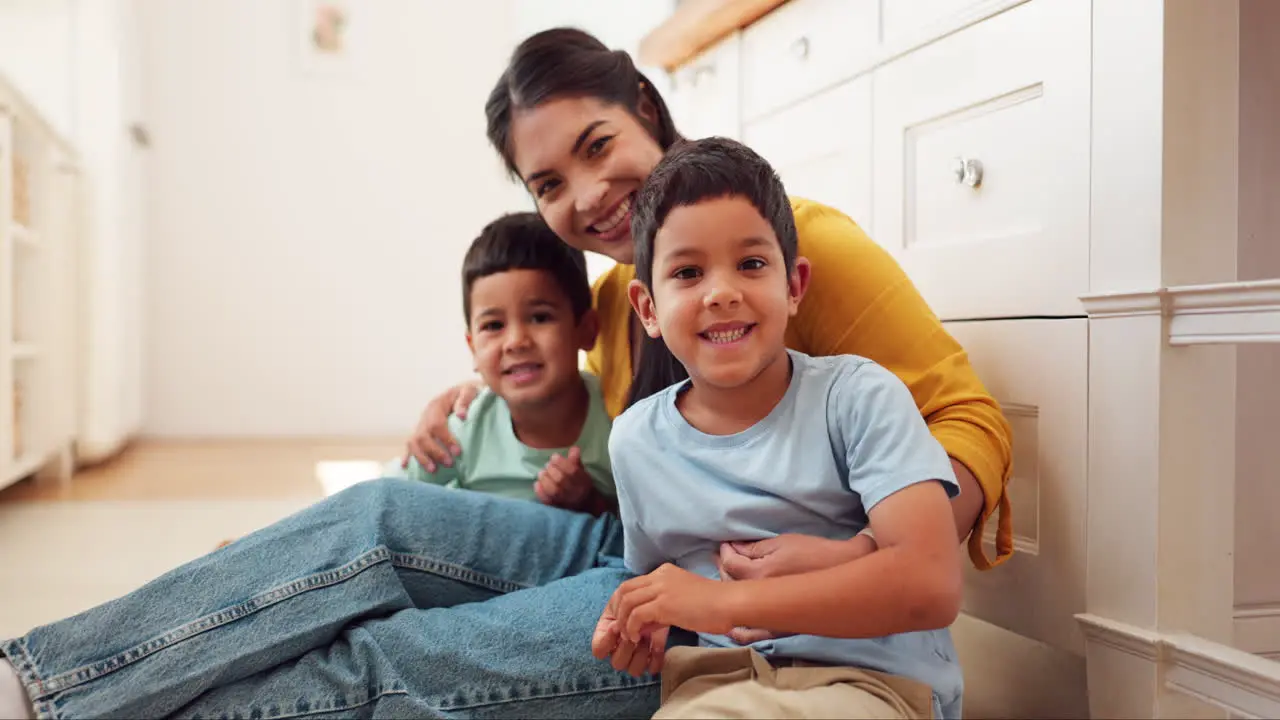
[638,0,789,71]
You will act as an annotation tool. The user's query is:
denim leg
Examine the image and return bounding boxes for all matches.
[171,567,667,720]
[1,479,626,719]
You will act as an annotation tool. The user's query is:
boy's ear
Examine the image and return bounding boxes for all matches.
[575,308,600,352]
[787,256,812,316]
[627,279,663,339]
[465,332,477,371]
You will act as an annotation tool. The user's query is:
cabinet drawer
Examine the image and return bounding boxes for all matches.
[742,77,871,228]
[881,0,1029,49]
[669,31,742,141]
[740,0,878,123]
[945,317,1087,655]
[871,0,1090,319]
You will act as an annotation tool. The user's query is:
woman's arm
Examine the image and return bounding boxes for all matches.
[789,200,1013,568]
[403,379,485,471]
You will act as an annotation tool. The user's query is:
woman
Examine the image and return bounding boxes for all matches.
[414,27,1011,565]
[0,28,1011,720]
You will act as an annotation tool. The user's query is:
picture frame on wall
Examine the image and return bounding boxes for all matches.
[295,0,352,75]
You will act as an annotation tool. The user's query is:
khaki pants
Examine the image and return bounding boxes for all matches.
[653,646,936,719]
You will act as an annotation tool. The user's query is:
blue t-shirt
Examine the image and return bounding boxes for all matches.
[609,349,962,713]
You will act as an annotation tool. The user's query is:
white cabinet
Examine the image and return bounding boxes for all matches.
[871,0,1091,320]
[945,317,1088,654]
[742,77,872,228]
[739,0,878,123]
[0,76,79,492]
[668,32,742,142]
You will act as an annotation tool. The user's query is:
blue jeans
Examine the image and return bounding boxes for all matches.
[1,479,667,718]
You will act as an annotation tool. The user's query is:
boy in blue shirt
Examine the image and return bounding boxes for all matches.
[591,138,965,719]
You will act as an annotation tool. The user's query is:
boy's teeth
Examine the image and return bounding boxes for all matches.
[706,327,748,343]
[593,196,631,233]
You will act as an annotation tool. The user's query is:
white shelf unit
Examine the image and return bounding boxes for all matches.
[0,72,79,492]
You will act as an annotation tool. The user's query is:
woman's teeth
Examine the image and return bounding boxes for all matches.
[592,196,632,233]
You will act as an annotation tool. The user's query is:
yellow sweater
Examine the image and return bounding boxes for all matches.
[585,197,1014,570]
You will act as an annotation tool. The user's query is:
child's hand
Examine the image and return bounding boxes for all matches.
[535,447,594,510]
[611,564,735,643]
[592,605,668,677]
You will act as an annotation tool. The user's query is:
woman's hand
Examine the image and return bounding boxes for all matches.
[718,533,875,581]
[402,380,484,472]
[717,532,876,644]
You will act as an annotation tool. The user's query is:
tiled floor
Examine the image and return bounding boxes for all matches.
[0,438,401,638]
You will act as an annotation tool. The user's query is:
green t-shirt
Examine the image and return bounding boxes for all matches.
[405,372,614,501]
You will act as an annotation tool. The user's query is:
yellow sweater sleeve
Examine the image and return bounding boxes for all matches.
[786,199,1014,570]
[584,273,607,378]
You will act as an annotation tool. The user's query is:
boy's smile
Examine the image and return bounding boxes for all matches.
[467,269,595,409]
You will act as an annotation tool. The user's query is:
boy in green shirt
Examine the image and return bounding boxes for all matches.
[404,212,615,515]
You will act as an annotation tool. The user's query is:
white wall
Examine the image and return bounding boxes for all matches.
[140,0,676,438]
[139,0,523,437]
[1234,0,1280,614]
[0,0,74,138]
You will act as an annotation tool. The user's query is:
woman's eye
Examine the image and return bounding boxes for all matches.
[741,257,767,271]
[535,179,559,198]
[586,136,612,157]
[673,267,701,281]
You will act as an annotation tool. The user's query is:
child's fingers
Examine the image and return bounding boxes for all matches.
[568,446,582,465]
[547,453,578,476]
[647,628,668,675]
[609,635,639,672]
[727,626,775,644]
[541,465,566,497]
[591,620,620,660]
[627,643,651,677]
[622,593,662,643]
[534,471,557,504]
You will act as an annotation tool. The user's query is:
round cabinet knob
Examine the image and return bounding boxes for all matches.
[790,37,810,60]
[692,65,715,88]
[953,157,984,188]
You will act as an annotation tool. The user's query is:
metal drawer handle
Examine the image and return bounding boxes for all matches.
[953,157,983,188]
[692,65,716,88]
[790,37,810,60]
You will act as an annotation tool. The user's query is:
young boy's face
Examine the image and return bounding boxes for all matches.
[629,196,808,391]
[467,269,596,409]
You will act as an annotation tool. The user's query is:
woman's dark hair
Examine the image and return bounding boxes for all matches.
[485,27,683,179]
[624,137,799,410]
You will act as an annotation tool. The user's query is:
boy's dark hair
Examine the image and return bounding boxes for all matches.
[625,136,798,409]
[486,27,683,180]
[461,212,592,324]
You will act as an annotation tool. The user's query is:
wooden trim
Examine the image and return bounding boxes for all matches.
[638,0,788,71]
[1077,614,1280,719]
[1167,279,1280,346]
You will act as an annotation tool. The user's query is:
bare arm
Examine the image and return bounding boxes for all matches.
[611,480,962,643]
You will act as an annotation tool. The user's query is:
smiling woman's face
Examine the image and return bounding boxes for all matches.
[508,96,666,266]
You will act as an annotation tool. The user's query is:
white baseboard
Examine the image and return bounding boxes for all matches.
[1077,613,1280,720]
[1235,606,1280,657]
